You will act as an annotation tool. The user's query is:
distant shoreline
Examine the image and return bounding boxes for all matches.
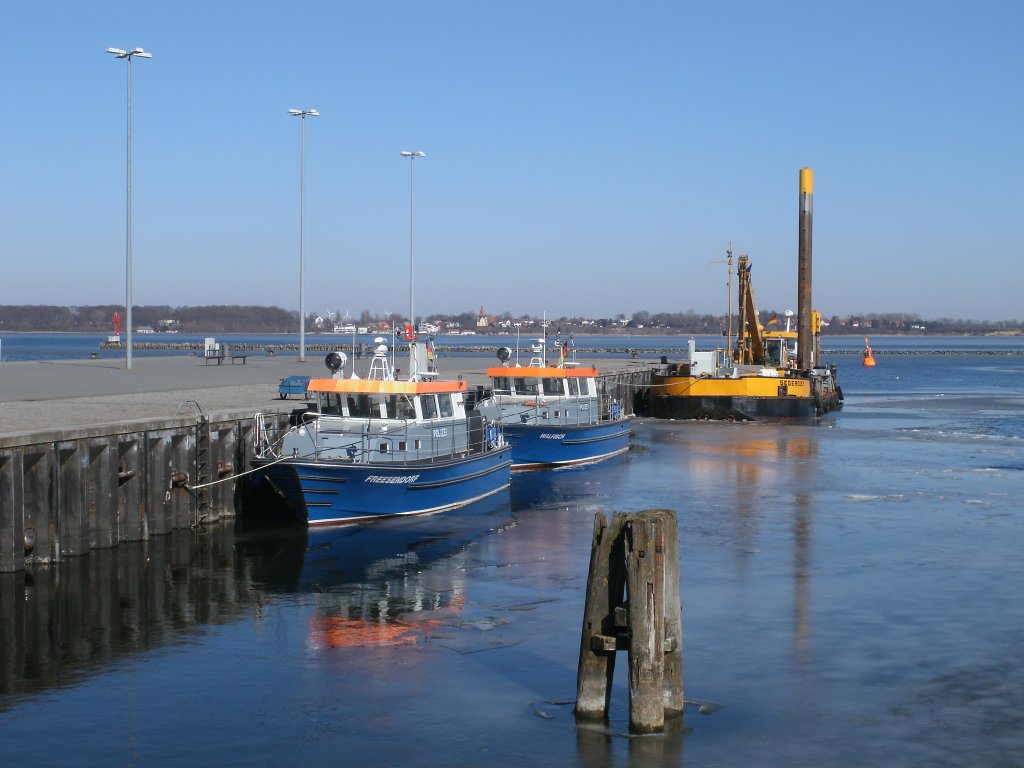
[2,330,1022,338]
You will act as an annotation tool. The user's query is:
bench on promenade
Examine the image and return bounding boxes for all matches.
[203,341,249,365]
[204,348,250,365]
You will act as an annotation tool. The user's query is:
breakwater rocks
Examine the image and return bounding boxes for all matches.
[98,341,1024,356]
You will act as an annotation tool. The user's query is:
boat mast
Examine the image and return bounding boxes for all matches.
[401,150,425,379]
[726,243,733,357]
[710,244,734,357]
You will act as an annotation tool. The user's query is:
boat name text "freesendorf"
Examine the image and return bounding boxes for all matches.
[540,434,566,440]
[365,475,421,484]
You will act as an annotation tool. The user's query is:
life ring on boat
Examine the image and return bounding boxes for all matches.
[522,399,546,408]
[403,324,417,341]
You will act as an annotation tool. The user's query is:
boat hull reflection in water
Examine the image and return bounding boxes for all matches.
[237,494,515,648]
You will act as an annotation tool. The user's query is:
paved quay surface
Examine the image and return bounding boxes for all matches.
[0,353,648,438]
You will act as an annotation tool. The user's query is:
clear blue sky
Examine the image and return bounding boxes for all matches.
[2,0,1021,322]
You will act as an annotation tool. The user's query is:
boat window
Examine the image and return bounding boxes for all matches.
[577,378,592,396]
[384,395,416,420]
[764,339,784,368]
[398,441,407,451]
[438,393,453,418]
[513,377,540,396]
[379,443,389,453]
[320,393,342,415]
[567,378,579,396]
[491,376,511,395]
[420,395,438,419]
[543,378,564,396]
[346,394,373,418]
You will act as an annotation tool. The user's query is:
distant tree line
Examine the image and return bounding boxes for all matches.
[0,305,1019,335]
[0,305,297,333]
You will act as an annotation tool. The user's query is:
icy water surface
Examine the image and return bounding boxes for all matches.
[2,354,1023,766]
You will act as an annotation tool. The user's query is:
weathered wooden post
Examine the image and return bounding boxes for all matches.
[625,511,666,732]
[0,450,24,572]
[57,440,89,558]
[658,508,684,716]
[576,511,628,717]
[89,437,119,549]
[118,436,145,541]
[576,508,683,733]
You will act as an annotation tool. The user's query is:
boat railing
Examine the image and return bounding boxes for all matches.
[310,414,501,466]
[498,393,624,427]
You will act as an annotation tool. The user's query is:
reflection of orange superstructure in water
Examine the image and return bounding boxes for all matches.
[862,337,876,367]
[309,593,466,649]
[310,616,422,648]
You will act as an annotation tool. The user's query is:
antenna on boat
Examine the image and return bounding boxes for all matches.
[709,243,734,357]
[400,149,426,380]
[542,312,548,367]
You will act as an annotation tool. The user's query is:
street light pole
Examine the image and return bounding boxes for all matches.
[107,47,152,370]
[399,151,425,333]
[289,108,319,362]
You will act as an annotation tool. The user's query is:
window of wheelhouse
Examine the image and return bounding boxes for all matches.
[420,394,438,419]
[577,378,592,396]
[319,393,343,415]
[491,376,511,395]
[543,378,564,396]
[384,395,416,420]
[346,394,373,418]
[566,377,580,396]
[513,377,540,396]
[438,393,454,418]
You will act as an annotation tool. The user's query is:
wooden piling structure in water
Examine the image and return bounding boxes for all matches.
[0,412,293,573]
[595,368,650,417]
[576,508,683,733]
